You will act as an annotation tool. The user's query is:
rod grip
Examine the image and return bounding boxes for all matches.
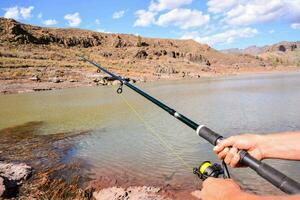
[197,126,223,145]
[240,150,300,194]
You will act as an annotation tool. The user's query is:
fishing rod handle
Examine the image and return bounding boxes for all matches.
[196,125,300,194]
[240,151,300,194]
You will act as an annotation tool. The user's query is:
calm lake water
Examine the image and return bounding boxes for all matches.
[1,72,300,195]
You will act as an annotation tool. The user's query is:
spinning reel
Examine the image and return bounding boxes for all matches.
[193,161,230,180]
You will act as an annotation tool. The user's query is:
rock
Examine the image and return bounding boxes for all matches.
[0,18,103,47]
[52,77,62,83]
[168,51,176,58]
[29,75,40,82]
[206,60,211,66]
[154,51,162,57]
[135,50,148,59]
[33,88,52,91]
[0,162,32,198]
[113,35,129,48]
[93,78,100,83]
[0,162,32,183]
[100,52,113,57]
[155,66,178,74]
[278,45,286,52]
[0,177,4,197]
[98,79,108,85]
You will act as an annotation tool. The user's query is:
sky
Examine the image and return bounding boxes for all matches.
[0,0,299,50]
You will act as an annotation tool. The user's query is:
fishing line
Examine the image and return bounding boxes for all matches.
[119,92,192,172]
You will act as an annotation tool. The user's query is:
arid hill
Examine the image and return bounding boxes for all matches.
[0,18,298,94]
[223,41,300,66]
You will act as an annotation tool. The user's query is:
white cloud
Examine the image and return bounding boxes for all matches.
[42,19,57,26]
[4,6,19,19]
[269,29,275,33]
[64,12,81,27]
[133,0,196,27]
[149,0,193,12]
[3,6,34,20]
[291,23,300,29]
[20,6,34,19]
[95,19,100,25]
[207,0,239,14]
[113,10,125,19]
[181,27,258,45]
[134,10,156,27]
[156,8,209,29]
[226,0,287,26]
[38,13,42,19]
[207,0,300,26]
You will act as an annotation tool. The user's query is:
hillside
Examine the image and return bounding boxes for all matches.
[222,41,300,66]
[0,18,298,94]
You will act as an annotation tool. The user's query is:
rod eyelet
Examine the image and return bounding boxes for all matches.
[117,87,123,94]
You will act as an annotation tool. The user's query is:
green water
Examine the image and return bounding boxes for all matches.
[1,72,300,194]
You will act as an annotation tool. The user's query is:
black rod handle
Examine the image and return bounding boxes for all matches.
[240,151,300,194]
[197,126,300,194]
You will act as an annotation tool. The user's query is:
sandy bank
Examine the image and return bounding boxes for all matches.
[1,66,299,95]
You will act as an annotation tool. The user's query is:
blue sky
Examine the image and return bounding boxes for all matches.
[0,0,299,50]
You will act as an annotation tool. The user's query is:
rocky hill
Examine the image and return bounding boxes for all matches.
[222,46,265,55]
[223,41,300,66]
[0,18,297,94]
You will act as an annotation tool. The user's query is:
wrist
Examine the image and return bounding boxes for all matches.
[258,134,278,159]
[255,134,269,160]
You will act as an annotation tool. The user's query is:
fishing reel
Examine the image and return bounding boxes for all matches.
[193,161,230,180]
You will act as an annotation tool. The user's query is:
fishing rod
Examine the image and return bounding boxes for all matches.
[81,56,300,194]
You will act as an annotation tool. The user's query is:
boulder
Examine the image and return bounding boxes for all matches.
[0,162,32,198]
[0,162,32,183]
[135,50,148,59]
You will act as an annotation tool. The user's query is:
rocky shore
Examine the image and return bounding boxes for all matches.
[1,65,299,95]
[0,121,202,199]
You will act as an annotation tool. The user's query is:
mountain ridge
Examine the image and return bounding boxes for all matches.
[0,17,299,94]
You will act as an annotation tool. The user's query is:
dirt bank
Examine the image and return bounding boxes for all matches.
[1,65,299,95]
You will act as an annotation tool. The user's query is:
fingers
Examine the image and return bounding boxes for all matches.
[230,152,240,167]
[213,136,237,153]
[217,147,230,160]
[217,147,240,167]
[224,147,239,167]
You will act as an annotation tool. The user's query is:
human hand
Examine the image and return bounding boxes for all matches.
[213,134,265,167]
[199,177,244,200]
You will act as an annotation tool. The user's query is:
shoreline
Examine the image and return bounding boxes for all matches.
[1,66,299,95]
[0,121,199,199]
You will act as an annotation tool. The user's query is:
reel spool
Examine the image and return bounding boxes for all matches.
[193,161,229,180]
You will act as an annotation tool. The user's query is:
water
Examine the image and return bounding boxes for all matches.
[1,72,300,195]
